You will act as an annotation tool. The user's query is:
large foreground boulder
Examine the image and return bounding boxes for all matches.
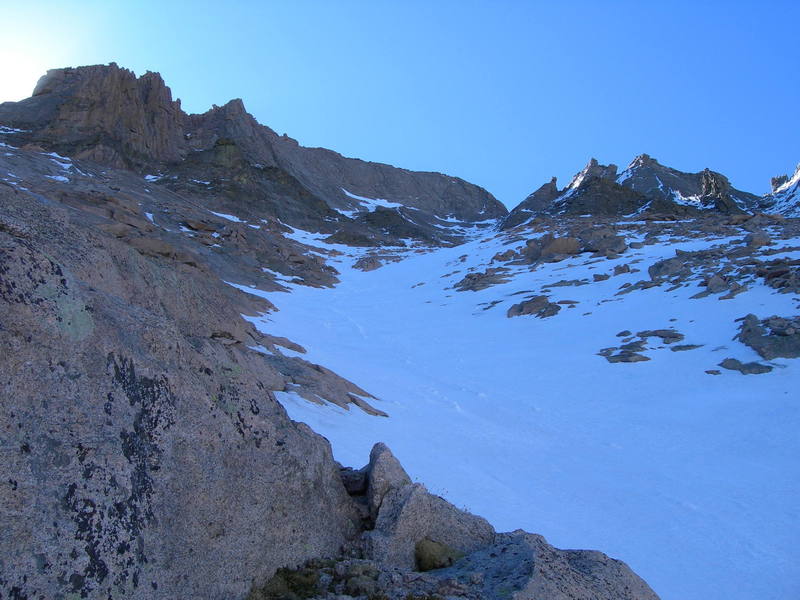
[365,483,496,570]
[464,531,661,600]
[364,442,412,520]
[361,443,495,570]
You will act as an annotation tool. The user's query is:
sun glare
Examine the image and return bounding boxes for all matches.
[0,52,51,102]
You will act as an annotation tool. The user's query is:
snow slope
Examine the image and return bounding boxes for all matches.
[770,165,800,217]
[241,224,799,600]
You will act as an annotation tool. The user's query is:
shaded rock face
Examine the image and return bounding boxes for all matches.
[503,177,560,229]
[698,168,747,214]
[0,63,506,241]
[9,64,186,167]
[618,154,757,213]
[557,176,651,216]
[565,157,618,189]
[504,165,649,226]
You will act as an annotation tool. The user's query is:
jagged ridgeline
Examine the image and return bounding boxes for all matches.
[504,155,800,229]
[0,63,661,600]
[504,155,762,229]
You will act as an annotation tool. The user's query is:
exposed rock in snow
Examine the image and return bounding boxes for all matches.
[736,313,800,359]
[507,295,562,318]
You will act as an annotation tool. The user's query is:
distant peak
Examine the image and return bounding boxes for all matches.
[700,168,731,197]
[567,158,617,190]
[530,177,558,195]
[630,153,657,168]
[210,98,247,114]
[771,174,790,193]
[33,63,126,96]
[771,162,800,194]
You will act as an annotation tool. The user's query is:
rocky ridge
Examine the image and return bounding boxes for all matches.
[0,63,506,247]
[503,155,767,227]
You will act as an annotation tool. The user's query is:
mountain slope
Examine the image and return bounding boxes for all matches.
[0,63,506,244]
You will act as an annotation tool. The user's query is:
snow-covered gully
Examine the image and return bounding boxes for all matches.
[238,223,798,600]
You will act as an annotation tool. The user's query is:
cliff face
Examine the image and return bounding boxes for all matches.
[9,64,187,166]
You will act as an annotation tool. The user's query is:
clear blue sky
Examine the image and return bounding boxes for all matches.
[1,1,797,207]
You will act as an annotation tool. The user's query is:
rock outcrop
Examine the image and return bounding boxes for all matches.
[736,314,800,360]
[507,295,562,318]
[250,443,660,600]
[503,176,560,228]
[565,157,619,189]
[361,446,495,571]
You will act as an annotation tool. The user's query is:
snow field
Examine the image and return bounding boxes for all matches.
[242,226,798,600]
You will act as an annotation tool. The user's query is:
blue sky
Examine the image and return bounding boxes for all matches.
[1,1,797,207]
